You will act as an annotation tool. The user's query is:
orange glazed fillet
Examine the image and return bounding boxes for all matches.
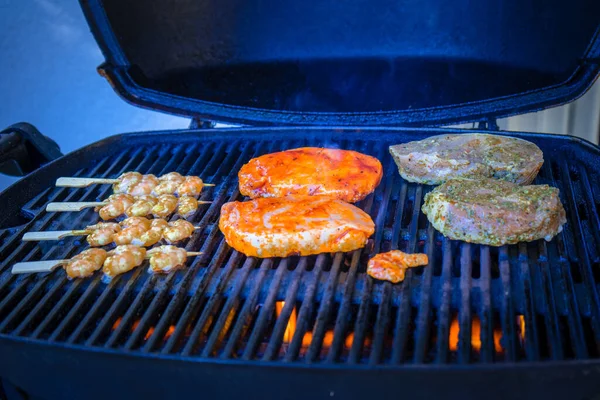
[219,196,375,258]
[238,147,383,203]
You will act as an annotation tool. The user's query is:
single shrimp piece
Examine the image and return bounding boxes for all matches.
[177,196,198,218]
[151,194,178,218]
[176,176,205,197]
[367,250,428,283]
[153,172,185,195]
[128,174,159,196]
[96,194,135,220]
[132,219,169,247]
[113,217,152,245]
[126,195,159,217]
[163,220,195,243]
[147,245,188,273]
[64,248,108,279]
[103,245,146,279]
[86,222,121,246]
[113,172,143,194]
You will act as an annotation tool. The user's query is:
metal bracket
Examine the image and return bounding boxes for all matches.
[189,119,216,129]
[477,118,500,131]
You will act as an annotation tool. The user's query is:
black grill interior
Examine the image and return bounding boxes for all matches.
[1,129,600,365]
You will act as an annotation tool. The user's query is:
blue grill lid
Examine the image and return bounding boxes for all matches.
[81,0,600,126]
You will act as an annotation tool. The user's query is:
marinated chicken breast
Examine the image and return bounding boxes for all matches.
[389,134,543,185]
[238,147,383,203]
[422,178,566,246]
[219,196,375,257]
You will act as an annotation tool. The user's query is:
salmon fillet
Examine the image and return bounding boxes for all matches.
[238,147,383,203]
[422,178,566,246]
[389,134,543,185]
[219,196,375,257]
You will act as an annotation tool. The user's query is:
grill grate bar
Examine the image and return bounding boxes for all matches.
[458,244,473,363]
[367,157,396,365]
[200,257,261,358]
[282,255,326,362]
[518,244,543,361]
[304,252,343,363]
[435,238,453,363]
[180,250,244,356]
[261,258,309,361]
[499,246,518,361]
[219,258,273,359]
[478,246,494,362]
[413,224,437,363]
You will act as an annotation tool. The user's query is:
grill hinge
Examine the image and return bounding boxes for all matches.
[477,118,500,131]
[189,119,216,129]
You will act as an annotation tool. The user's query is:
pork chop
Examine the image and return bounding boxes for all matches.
[389,134,543,185]
[422,178,566,246]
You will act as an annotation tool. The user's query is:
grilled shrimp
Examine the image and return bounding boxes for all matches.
[113,217,152,245]
[128,174,159,196]
[86,222,121,246]
[147,245,188,273]
[113,172,143,194]
[163,220,195,243]
[151,194,178,218]
[97,194,135,220]
[177,176,205,197]
[126,195,159,217]
[65,248,107,279]
[103,245,146,278]
[133,219,169,247]
[153,172,185,195]
[177,196,198,218]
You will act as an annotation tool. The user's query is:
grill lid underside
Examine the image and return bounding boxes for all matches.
[81,0,600,126]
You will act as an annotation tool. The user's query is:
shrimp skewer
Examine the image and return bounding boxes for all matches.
[55,171,215,196]
[12,246,202,279]
[46,194,211,220]
[23,218,200,247]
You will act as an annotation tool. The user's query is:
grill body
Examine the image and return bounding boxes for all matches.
[1,127,600,399]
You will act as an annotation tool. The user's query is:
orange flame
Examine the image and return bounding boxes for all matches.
[112,317,122,331]
[275,302,297,343]
[449,315,502,353]
[517,315,526,342]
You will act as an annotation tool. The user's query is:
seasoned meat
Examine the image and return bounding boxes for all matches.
[389,134,543,185]
[238,147,383,203]
[147,245,188,273]
[422,178,566,246]
[103,245,147,278]
[64,248,107,279]
[367,250,428,283]
[219,195,375,258]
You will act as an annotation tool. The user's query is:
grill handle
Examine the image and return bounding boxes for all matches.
[0,123,62,176]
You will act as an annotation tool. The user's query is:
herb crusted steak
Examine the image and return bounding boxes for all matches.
[422,178,566,246]
[389,134,544,185]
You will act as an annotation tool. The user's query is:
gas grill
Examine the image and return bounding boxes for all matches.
[2,0,600,399]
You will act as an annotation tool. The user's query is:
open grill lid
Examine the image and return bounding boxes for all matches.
[81,0,600,127]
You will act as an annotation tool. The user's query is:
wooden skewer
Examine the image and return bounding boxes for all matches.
[24,226,204,242]
[12,259,69,274]
[22,230,90,241]
[56,177,119,188]
[46,202,106,212]
[11,250,203,275]
[45,200,212,213]
[56,177,216,188]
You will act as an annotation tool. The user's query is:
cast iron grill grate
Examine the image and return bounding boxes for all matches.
[0,129,599,365]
